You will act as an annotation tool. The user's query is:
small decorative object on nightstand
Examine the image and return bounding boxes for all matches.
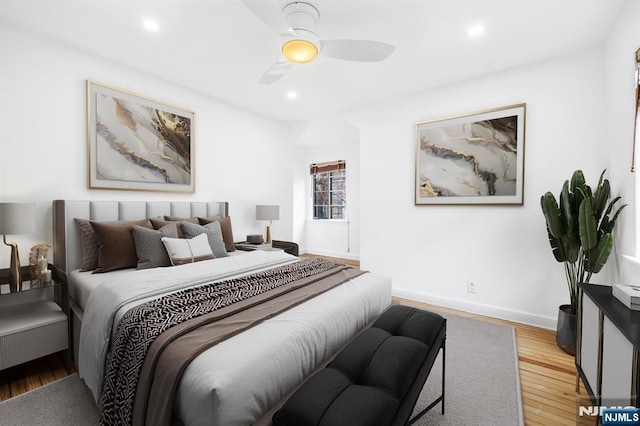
[247,234,263,244]
[30,244,51,288]
[0,203,36,293]
[29,244,51,288]
[40,268,52,285]
[256,205,279,243]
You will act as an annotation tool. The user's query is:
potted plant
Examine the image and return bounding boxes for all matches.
[540,169,626,355]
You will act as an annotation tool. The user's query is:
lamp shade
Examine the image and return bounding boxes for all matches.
[256,205,280,221]
[0,203,36,234]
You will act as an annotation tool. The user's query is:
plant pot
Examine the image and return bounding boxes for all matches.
[556,304,576,356]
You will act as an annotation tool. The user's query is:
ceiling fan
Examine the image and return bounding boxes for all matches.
[242,0,395,84]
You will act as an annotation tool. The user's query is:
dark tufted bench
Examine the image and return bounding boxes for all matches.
[272,305,446,426]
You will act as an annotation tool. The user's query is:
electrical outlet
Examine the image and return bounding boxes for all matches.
[467,281,476,294]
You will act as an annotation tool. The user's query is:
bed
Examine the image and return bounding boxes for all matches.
[52,200,392,426]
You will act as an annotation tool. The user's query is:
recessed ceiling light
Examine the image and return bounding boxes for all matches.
[143,20,160,32]
[287,91,297,99]
[468,25,485,38]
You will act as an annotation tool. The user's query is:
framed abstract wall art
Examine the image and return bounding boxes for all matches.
[87,80,195,192]
[415,103,526,205]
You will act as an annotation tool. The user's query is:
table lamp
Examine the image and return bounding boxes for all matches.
[256,205,279,243]
[0,203,36,292]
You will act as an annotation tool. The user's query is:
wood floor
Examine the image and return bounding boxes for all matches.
[0,352,75,402]
[0,254,596,425]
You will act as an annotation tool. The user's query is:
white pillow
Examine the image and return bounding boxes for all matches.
[161,233,215,266]
[181,221,229,258]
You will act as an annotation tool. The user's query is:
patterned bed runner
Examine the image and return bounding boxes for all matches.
[99,258,363,425]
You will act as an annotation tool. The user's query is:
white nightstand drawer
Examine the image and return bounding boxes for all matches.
[0,300,68,370]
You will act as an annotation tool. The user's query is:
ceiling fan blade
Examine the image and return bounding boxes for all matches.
[259,57,293,85]
[321,40,395,62]
[241,0,290,34]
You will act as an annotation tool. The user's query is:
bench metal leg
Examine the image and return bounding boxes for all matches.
[442,335,446,414]
[408,336,446,424]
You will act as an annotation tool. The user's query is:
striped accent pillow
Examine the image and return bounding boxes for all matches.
[161,233,215,266]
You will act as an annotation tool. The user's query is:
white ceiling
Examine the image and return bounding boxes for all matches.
[0,0,625,122]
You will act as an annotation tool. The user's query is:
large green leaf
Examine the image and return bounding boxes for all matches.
[586,233,614,273]
[546,228,566,262]
[603,196,622,217]
[570,170,585,190]
[599,216,610,239]
[593,174,610,223]
[561,181,581,263]
[566,233,580,264]
[578,195,598,250]
[603,203,627,234]
[570,171,586,212]
[560,182,576,240]
[600,197,627,234]
[596,169,605,188]
[541,192,566,238]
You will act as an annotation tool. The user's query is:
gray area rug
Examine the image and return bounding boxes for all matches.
[0,373,99,426]
[0,311,523,426]
[412,311,524,425]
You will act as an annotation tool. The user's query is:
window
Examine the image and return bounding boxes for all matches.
[311,161,346,219]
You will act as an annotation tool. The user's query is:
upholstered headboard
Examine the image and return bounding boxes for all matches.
[52,200,229,274]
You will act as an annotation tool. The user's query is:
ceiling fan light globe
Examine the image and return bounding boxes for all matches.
[282,39,318,63]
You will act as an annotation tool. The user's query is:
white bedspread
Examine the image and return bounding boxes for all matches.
[77,251,392,425]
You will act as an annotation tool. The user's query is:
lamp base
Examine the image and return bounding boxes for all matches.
[265,224,272,244]
[4,236,22,292]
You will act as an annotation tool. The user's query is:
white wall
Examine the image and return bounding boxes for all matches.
[603,0,640,284]
[349,48,609,329]
[291,121,360,260]
[303,141,360,260]
[0,25,293,268]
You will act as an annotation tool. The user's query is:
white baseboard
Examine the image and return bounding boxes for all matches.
[300,248,359,261]
[393,287,557,330]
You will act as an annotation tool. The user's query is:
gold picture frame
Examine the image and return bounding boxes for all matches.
[87,80,195,193]
[415,104,526,205]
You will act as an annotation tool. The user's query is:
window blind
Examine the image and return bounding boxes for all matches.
[310,160,346,175]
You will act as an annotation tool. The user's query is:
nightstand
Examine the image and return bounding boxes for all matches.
[272,240,299,256]
[235,242,283,252]
[234,240,299,256]
[0,265,71,371]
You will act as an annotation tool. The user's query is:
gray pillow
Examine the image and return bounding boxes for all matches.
[75,218,98,271]
[198,216,236,252]
[181,221,228,258]
[132,223,179,269]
